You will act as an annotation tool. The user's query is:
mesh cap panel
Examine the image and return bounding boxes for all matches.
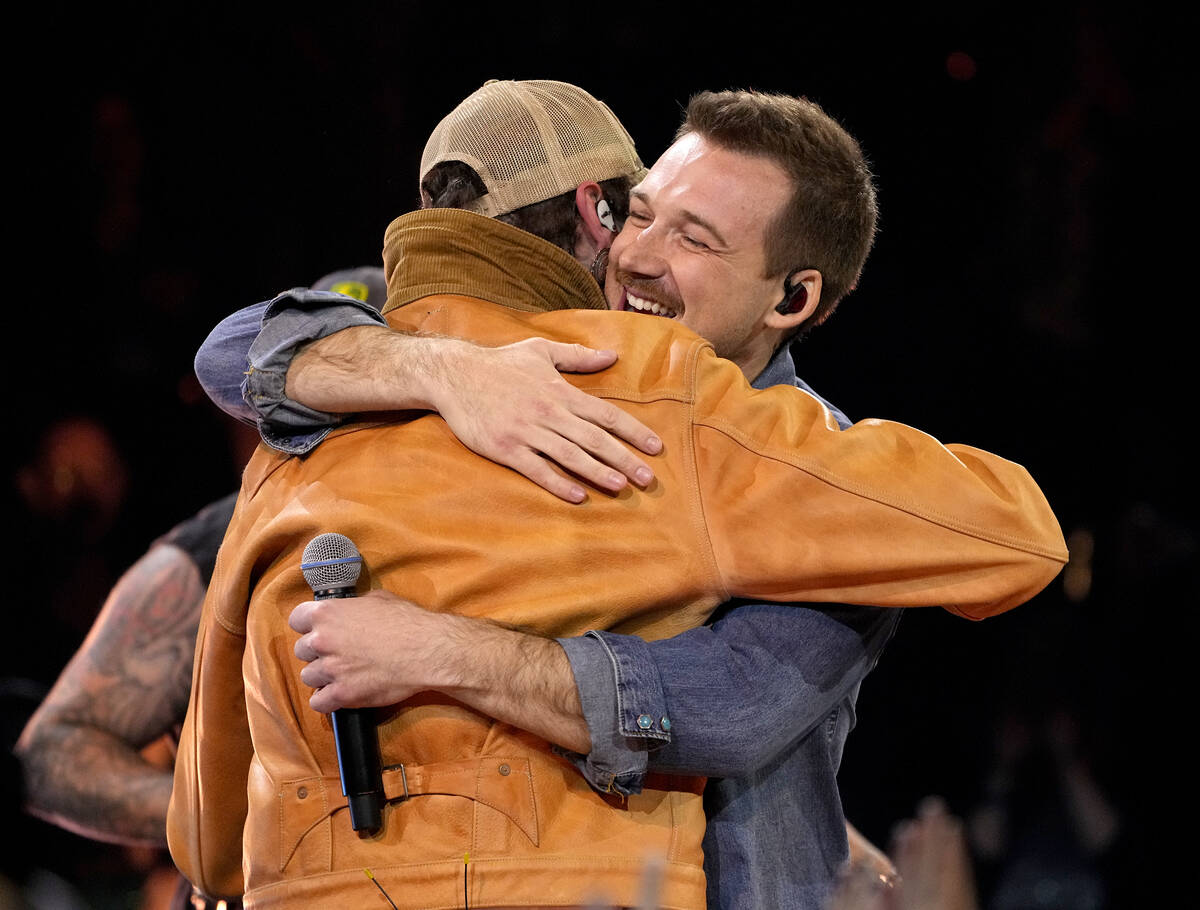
[420,80,648,217]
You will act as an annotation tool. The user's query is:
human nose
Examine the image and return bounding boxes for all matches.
[615,220,666,278]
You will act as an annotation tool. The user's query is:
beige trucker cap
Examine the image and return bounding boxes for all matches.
[420,80,649,218]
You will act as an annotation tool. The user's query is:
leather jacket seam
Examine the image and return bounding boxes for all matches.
[696,416,1067,561]
[683,341,730,604]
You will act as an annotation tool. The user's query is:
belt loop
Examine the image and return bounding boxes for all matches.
[384,763,409,800]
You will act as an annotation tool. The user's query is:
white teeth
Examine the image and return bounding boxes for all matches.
[627,291,677,318]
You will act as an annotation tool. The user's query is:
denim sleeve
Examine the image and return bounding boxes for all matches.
[194,289,388,455]
[194,301,269,427]
[557,601,899,795]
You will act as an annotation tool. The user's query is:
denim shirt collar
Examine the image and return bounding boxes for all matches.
[755,344,852,429]
[754,343,800,390]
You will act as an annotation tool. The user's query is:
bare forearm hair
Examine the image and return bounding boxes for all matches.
[16,543,205,846]
[285,324,445,414]
[443,616,589,754]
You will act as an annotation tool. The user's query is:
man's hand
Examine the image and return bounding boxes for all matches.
[288,589,591,753]
[287,327,662,504]
[889,797,980,910]
[427,337,663,503]
[289,590,459,713]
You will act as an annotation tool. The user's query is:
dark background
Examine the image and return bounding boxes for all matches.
[6,4,1194,907]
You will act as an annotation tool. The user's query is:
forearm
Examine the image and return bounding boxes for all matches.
[695,349,1068,619]
[285,325,474,415]
[292,592,589,752]
[194,290,387,452]
[435,615,591,754]
[641,612,874,776]
[226,287,662,494]
[18,721,172,846]
[560,602,896,792]
[16,543,202,845]
[284,328,662,501]
[195,301,269,424]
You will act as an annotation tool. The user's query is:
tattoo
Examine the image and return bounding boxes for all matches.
[16,543,206,845]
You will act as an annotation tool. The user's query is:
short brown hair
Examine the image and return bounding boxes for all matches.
[677,90,878,328]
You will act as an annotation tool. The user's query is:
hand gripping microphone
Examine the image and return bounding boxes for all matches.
[301,532,384,834]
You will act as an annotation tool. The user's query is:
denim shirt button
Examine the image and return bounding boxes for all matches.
[636,713,654,730]
[659,716,671,732]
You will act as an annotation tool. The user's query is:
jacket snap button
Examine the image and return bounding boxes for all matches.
[498,763,511,776]
[637,714,653,730]
[297,786,308,800]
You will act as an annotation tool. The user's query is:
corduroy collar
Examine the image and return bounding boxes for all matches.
[381,208,609,316]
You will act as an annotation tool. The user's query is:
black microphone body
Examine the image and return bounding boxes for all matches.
[301,534,384,835]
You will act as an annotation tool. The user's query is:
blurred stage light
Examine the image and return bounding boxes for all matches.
[946,51,978,82]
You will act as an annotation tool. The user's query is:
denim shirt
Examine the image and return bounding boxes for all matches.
[194,297,901,909]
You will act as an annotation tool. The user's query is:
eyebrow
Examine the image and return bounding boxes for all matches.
[631,188,729,249]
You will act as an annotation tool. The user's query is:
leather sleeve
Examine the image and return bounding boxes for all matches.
[689,345,1068,619]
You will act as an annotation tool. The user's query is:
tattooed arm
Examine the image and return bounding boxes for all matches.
[15,543,205,847]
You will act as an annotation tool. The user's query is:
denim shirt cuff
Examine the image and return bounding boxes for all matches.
[245,289,387,454]
[555,631,671,797]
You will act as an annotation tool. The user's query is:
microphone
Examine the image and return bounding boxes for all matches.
[301,532,384,834]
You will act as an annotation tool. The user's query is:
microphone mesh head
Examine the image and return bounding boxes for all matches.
[301,533,362,592]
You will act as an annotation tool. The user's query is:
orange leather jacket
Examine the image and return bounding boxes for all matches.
[168,210,1067,909]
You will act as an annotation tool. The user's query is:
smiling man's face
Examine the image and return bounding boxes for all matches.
[605,132,796,379]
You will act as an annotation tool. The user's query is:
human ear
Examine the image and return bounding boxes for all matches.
[765,269,822,330]
[574,182,613,250]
